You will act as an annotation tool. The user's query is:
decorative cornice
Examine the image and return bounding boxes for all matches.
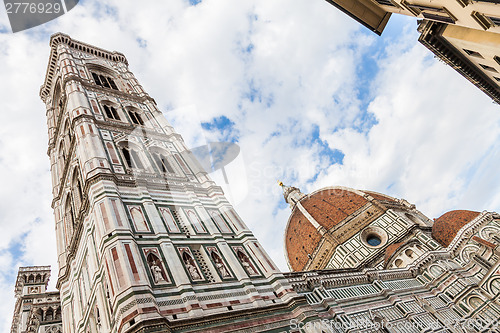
[40,33,128,101]
[418,20,500,104]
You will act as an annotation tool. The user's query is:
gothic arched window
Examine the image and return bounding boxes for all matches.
[59,140,66,162]
[72,168,83,209]
[62,118,71,137]
[91,72,119,90]
[66,193,76,233]
[128,110,144,125]
[102,104,120,120]
[121,146,145,170]
[152,152,174,173]
[53,81,63,120]
[55,307,62,320]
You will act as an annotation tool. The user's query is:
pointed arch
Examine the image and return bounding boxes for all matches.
[117,142,146,170]
[209,210,231,233]
[62,117,71,137]
[63,192,76,243]
[45,307,54,321]
[209,249,230,278]
[71,166,83,210]
[128,206,149,232]
[126,107,144,126]
[184,209,206,233]
[151,150,175,174]
[55,307,62,320]
[158,207,180,233]
[53,79,64,121]
[182,251,193,264]
[58,139,66,162]
[146,251,168,283]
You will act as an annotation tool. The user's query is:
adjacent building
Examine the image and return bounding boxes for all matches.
[10,267,62,332]
[418,20,500,103]
[324,0,500,103]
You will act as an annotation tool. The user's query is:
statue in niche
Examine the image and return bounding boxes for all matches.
[237,250,257,275]
[150,264,165,283]
[147,252,167,283]
[182,251,202,280]
[45,308,54,321]
[211,251,230,277]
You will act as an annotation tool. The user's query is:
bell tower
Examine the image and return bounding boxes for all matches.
[11,266,62,333]
[39,33,317,332]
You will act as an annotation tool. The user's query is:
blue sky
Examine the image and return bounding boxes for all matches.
[1,1,500,331]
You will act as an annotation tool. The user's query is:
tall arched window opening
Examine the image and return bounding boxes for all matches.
[128,110,144,125]
[91,72,118,90]
[121,146,145,170]
[152,152,174,173]
[102,105,120,120]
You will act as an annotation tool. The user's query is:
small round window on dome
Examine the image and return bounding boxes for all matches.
[367,235,381,246]
[360,226,387,248]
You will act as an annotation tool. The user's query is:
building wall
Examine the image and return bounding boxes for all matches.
[441,23,500,83]
[418,20,500,103]
[326,0,500,34]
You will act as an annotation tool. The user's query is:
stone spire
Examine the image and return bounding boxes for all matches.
[278,181,306,208]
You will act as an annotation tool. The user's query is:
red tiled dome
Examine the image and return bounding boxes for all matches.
[285,187,368,271]
[364,191,398,203]
[432,210,480,247]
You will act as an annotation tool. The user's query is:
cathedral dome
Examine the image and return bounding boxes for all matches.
[284,186,371,271]
[432,210,480,247]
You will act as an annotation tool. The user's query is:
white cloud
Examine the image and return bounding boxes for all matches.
[0,0,499,332]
